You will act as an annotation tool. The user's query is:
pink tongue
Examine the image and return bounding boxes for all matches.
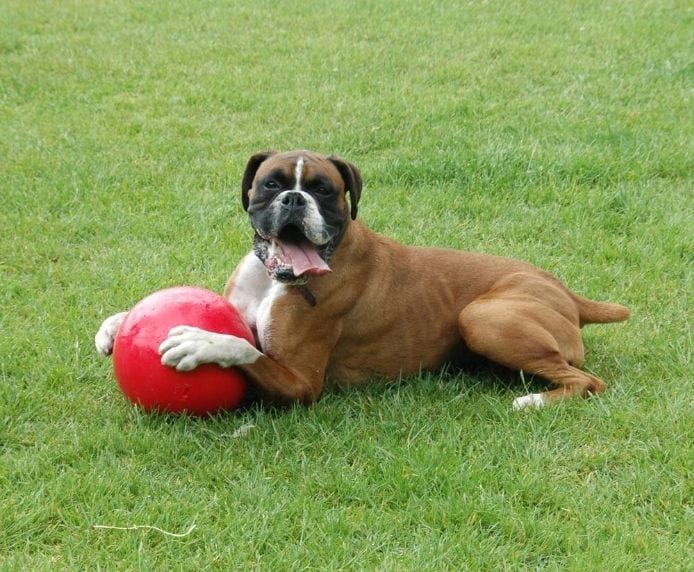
[280,240,331,276]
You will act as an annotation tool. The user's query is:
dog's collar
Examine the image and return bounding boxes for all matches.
[297,285,317,307]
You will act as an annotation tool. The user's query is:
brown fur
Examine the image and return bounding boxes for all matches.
[225,152,630,406]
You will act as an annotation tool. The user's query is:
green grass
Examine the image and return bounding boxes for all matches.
[1,0,692,569]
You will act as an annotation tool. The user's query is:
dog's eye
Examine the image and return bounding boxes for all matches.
[315,186,331,196]
[264,180,280,190]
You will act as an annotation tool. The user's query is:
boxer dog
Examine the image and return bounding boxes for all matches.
[96,150,630,409]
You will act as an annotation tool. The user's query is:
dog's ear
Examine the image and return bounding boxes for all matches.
[328,155,362,220]
[241,151,275,211]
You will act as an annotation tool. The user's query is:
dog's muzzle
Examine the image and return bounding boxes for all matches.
[250,192,339,284]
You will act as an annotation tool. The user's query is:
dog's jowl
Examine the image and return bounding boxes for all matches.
[96,150,629,409]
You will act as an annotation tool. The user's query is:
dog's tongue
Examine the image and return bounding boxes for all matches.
[280,240,331,277]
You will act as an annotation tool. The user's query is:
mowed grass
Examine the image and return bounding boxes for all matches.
[1,0,692,569]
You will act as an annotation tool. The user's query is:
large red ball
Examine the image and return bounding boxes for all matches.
[112,286,254,416]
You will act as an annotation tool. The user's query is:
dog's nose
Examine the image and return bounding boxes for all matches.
[280,191,307,210]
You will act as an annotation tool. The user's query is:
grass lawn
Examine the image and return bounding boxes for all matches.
[1,0,692,569]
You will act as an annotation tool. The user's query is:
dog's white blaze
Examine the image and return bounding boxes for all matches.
[512,393,547,411]
[293,156,305,191]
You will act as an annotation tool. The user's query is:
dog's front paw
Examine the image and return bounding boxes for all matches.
[95,312,128,356]
[158,326,211,371]
[159,325,261,372]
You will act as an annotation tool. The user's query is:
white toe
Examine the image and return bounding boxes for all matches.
[512,393,547,411]
[95,312,127,356]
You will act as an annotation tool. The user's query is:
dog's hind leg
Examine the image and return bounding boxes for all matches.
[458,295,606,410]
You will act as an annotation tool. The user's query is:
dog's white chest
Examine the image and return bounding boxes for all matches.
[227,253,285,351]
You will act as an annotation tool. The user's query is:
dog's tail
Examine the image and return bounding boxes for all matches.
[574,295,631,326]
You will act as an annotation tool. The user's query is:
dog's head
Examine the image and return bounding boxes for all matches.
[241,150,362,284]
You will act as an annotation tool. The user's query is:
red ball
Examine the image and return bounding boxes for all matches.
[112,286,254,416]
